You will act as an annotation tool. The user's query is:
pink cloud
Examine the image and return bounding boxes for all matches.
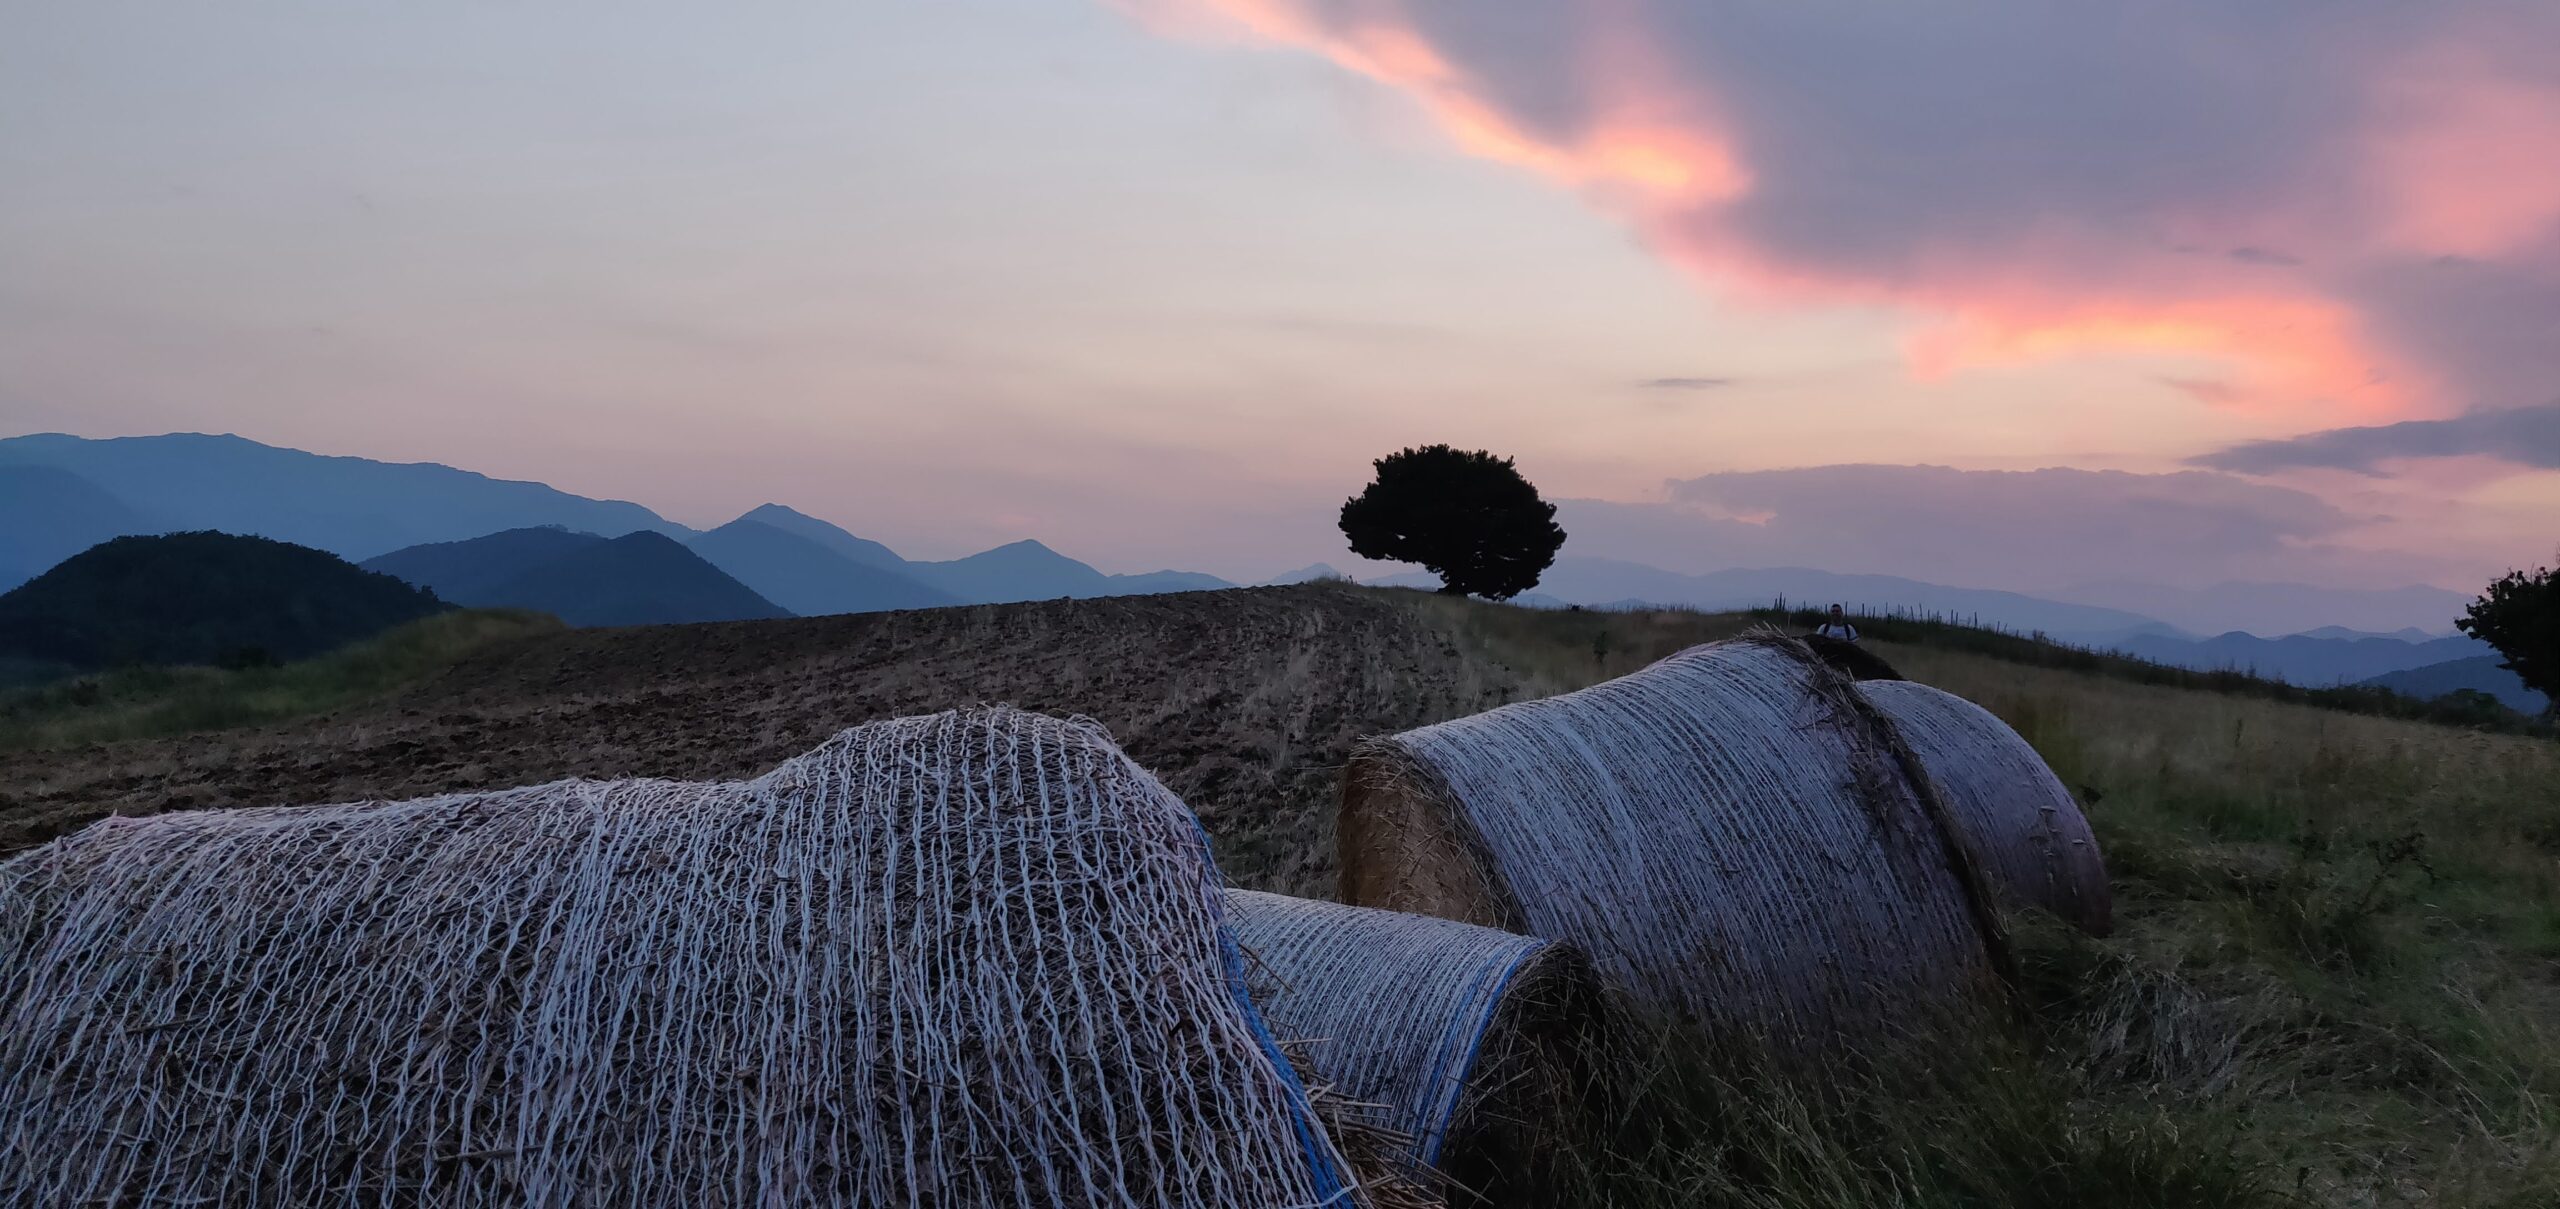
[1135,1,2560,426]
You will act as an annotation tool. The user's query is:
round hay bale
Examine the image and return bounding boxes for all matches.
[1224,889,1613,1206]
[0,707,1360,1208]
[1340,635,2008,1044]
[1855,680,2112,934]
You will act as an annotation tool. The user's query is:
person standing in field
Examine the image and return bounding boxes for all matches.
[1815,603,1859,643]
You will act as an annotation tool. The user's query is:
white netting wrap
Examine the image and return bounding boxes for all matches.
[1225,890,1550,1167]
[1857,679,2112,934]
[0,707,1358,1208]
[1346,637,2005,1041]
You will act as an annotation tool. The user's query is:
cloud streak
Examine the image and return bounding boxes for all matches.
[2195,403,2560,474]
[1139,1,2560,421]
[1546,463,2464,592]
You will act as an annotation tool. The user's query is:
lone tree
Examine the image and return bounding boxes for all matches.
[1340,445,1565,600]
[2457,560,2559,713]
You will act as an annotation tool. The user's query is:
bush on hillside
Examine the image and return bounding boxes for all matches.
[1340,445,1565,600]
[2459,564,2559,712]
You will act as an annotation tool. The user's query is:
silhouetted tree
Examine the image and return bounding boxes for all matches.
[1339,445,1564,600]
[2457,561,2559,713]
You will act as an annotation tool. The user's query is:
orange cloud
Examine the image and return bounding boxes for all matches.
[1136,2,2560,423]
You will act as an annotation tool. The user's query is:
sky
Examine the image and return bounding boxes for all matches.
[3,0,2556,591]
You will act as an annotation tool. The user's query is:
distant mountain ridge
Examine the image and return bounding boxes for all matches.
[361,527,608,604]
[0,433,1232,611]
[1408,557,2172,640]
[736,503,912,571]
[2360,658,2548,715]
[0,432,678,562]
[2101,629,2500,687]
[0,465,155,591]
[363,530,786,628]
[685,520,956,615]
[2043,579,2468,638]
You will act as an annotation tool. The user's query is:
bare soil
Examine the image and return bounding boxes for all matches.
[0,585,1523,894]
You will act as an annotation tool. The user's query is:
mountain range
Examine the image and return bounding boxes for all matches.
[1,431,2534,712]
[360,529,791,628]
[1,433,1239,623]
[2361,658,2547,715]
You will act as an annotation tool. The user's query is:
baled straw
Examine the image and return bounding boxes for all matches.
[0,707,1359,1208]
[1224,890,1609,1204]
[1340,636,2006,1043]
[1856,680,2112,934]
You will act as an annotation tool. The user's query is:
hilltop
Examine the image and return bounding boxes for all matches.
[0,532,446,674]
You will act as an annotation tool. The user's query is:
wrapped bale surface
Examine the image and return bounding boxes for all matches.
[1225,890,1610,1205]
[1856,679,2112,934]
[1340,636,2006,1042]
[0,707,1358,1209]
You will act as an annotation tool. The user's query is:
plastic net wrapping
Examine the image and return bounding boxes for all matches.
[0,707,1358,1209]
[1856,680,2112,934]
[1341,637,2006,1042]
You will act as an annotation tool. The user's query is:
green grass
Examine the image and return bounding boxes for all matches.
[0,609,562,750]
[1418,594,2560,1206]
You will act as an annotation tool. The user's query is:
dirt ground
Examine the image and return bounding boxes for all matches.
[0,584,1524,895]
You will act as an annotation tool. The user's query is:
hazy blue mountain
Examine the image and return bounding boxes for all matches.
[360,527,610,602]
[685,519,956,616]
[907,540,1112,603]
[904,540,1233,604]
[1264,563,1350,585]
[734,503,911,572]
[0,432,682,561]
[458,532,789,627]
[2043,579,2470,638]
[0,464,156,589]
[2295,625,2439,642]
[2103,630,2499,687]
[1426,557,2173,638]
[1109,570,1232,594]
[0,532,446,670]
[2360,657,2548,715]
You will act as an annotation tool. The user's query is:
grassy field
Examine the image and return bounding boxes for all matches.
[0,609,561,750]
[1,585,2552,1204]
[1426,596,2560,1207]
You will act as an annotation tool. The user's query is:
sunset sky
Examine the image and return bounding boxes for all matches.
[5,1,2556,590]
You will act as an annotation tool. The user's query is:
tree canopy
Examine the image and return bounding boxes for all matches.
[0,532,448,671]
[2457,563,2558,712]
[1339,445,1565,600]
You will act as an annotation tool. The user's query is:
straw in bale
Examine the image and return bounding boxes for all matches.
[1340,635,2009,1043]
[1225,890,1612,1206]
[1856,679,2111,934]
[0,707,1360,1208]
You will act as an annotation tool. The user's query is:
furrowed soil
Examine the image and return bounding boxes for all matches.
[0,585,1525,894]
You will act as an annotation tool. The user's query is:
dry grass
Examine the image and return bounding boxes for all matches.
[1429,596,2560,1206]
[2,584,2552,1204]
[0,609,563,750]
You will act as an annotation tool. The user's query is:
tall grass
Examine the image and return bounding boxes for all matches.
[0,609,561,750]
[1422,594,2560,1206]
